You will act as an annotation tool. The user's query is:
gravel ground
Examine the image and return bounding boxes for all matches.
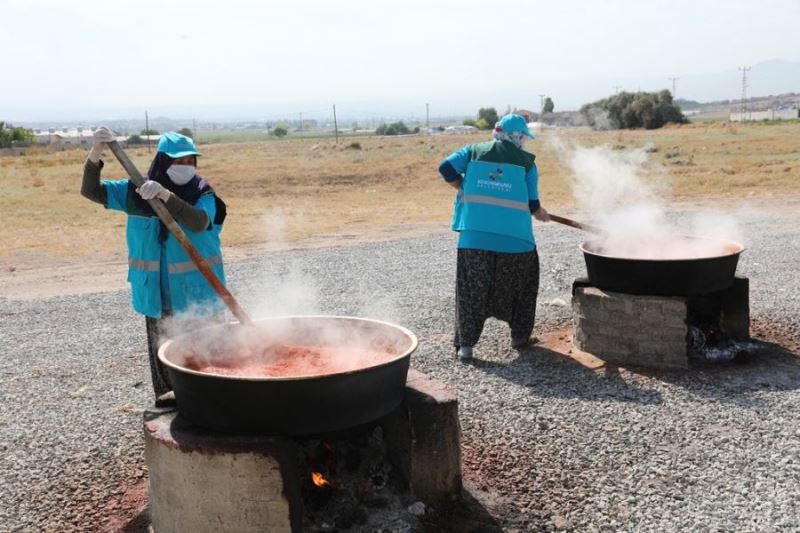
[1,205,798,532]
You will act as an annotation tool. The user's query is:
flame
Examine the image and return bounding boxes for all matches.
[311,471,329,488]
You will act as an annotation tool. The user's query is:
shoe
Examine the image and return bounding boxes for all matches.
[457,346,474,361]
[511,335,539,348]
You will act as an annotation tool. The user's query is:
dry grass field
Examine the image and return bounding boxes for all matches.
[0,121,798,269]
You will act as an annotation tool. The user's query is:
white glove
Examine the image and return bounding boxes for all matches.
[136,180,171,202]
[88,127,114,163]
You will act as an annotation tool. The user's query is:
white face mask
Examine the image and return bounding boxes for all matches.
[166,164,196,185]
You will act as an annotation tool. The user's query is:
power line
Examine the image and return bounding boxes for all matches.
[145,111,151,153]
[668,77,679,98]
[332,104,338,144]
[738,66,751,119]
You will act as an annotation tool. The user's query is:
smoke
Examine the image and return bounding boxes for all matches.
[549,138,745,259]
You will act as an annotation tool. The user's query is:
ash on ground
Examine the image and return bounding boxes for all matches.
[688,326,759,364]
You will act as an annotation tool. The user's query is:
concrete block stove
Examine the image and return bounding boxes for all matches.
[571,277,750,368]
[143,369,462,533]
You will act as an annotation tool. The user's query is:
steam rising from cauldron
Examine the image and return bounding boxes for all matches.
[162,317,411,378]
[550,140,745,259]
[156,207,409,374]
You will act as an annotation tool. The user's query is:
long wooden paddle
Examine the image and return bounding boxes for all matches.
[548,214,604,235]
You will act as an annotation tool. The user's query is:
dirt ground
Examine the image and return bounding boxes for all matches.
[0,221,447,300]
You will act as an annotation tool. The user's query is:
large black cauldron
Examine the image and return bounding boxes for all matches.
[580,237,744,296]
[158,316,416,435]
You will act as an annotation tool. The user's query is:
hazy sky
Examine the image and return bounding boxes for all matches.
[3,0,800,121]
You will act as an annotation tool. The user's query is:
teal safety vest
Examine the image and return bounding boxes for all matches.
[103,179,226,319]
[451,141,535,244]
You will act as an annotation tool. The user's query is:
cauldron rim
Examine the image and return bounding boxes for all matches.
[157,315,418,383]
[579,235,745,262]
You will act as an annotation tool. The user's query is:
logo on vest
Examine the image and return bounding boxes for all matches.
[477,167,513,192]
[488,168,504,181]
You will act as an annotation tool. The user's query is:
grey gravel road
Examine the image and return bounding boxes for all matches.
[1,205,798,532]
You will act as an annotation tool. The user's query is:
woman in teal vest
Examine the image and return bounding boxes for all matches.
[438,114,550,361]
[81,128,227,403]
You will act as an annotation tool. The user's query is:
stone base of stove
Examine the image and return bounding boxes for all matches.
[144,409,300,533]
[571,277,750,369]
[143,369,461,533]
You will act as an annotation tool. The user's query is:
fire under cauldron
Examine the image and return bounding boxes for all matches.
[158,315,417,436]
[580,236,745,296]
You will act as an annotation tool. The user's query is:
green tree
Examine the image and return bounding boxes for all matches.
[141,128,159,135]
[127,134,144,145]
[273,126,288,138]
[0,122,34,147]
[475,118,489,130]
[375,121,410,136]
[580,90,687,130]
[543,97,554,113]
[177,127,193,138]
[477,107,499,129]
[462,118,477,127]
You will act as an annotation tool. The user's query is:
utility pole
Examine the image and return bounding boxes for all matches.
[538,94,545,118]
[145,111,151,153]
[426,103,430,129]
[192,118,197,141]
[668,77,679,99]
[613,85,622,94]
[739,66,751,120]
[332,104,339,144]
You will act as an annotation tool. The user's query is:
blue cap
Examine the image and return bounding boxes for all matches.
[157,131,202,158]
[495,114,535,139]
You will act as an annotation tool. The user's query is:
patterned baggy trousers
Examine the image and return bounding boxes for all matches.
[454,248,540,348]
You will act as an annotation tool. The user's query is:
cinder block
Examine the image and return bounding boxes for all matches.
[382,369,462,502]
[574,318,609,335]
[660,325,689,343]
[660,298,688,316]
[581,287,608,300]
[638,307,665,327]
[572,285,691,369]
[602,296,630,313]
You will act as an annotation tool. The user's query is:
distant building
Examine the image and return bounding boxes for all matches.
[729,108,799,121]
[33,127,95,147]
[32,127,129,149]
[444,125,477,134]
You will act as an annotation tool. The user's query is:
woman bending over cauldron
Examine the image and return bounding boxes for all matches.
[438,114,550,362]
[81,128,227,404]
